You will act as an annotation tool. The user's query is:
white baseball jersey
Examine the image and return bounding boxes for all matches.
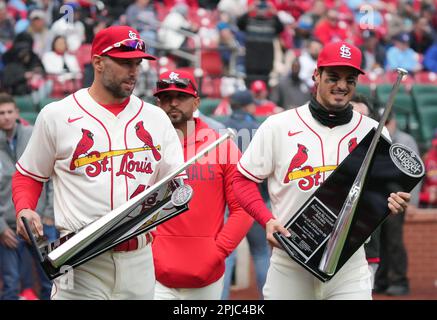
[238,103,391,226]
[17,88,186,234]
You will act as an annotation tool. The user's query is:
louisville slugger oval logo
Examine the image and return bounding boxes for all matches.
[389,144,425,178]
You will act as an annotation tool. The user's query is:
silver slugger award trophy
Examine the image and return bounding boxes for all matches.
[24,129,236,280]
[274,69,425,281]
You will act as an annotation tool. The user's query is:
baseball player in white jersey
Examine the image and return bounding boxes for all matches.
[13,26,186,299]
[233,41,411,299]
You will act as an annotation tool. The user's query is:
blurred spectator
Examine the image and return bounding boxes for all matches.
[277,10,295,52]
[384,1,422,41]
[0,93,54,300]
[198,0,221,10]
[35,0,62,26]
[385,32,422,73]
[222,89,270,300]
[216,11,244,75]
[409,16,433,54]
[313,9,351,45]
[1,32,46,96]
[162,0,199,9]
[42,35,81,81]
[213,76,246,116]
[237,0,284,85]
[350,93,377,119]
[217,0,247,19]
[158,3,197,51]
[27,9,50,58]
[293,13,314,48]
[292,0,327,48]
[270,58,311,110]
[49,2,85,52]
[375,111,422,297]
[125,0,158,52]
[421,2,437,32]
[423,40,437,72]
[419,132,437,208]
[104,0,135,24]
[270,11,295,84]
[224,89,257,134]
[360,29,386,74]
[0,1,15,48]
[7,0,27,20]
[385,12,407,41]
[298,38,323,87]
[250,79,282,115]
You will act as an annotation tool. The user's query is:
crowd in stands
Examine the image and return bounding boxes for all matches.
[1,0,437,299]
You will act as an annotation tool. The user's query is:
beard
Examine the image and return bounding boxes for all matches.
[167,108,190,126]
[102,72,135,99]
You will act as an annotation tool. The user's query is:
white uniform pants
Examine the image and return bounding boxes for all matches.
[263,246,372,300]
[154,275,224,300]
[51,244,154,300]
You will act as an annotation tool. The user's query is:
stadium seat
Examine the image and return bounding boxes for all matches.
[199,98,221,115]
[377,92,415,132]
[356,84,372,99]
[376,83,407,97]
[14,95,36,112]
[38,97,60,111]
[414,93,437,110]
[255,116,268,124]
[14,95,37,112]
[201,50,223,77]
[19,111,38,125]
[377,92,414,112]
[417,108,437,146]
[200,50,223,98]
[411,84,437,96]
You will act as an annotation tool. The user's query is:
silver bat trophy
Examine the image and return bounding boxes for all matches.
[318,68,408,275]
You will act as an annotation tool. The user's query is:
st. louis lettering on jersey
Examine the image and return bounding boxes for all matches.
[69,123,161,179]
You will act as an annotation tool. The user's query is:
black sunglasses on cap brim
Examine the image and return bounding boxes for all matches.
[156,78,197,91]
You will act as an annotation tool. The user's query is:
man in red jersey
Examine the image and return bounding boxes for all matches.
[152,69,253,299]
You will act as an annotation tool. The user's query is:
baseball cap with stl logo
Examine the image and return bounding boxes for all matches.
[154,70,198,98]
[317,41,365,74]
[91,26,156,60]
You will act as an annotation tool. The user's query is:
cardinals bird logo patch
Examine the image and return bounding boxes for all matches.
[348,137,358,154]
[283,144,309,183]
[135,121,161,161]
[70,128,97,170]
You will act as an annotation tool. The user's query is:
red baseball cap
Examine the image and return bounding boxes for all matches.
[91,26,156,60]
[154,69,198,98]
[317,41,365,74]
[250,80,267,93]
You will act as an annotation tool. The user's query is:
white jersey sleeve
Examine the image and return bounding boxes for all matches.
[16,106,56,182]
[237,118,275,183]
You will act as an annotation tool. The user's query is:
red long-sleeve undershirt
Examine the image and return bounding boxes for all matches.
[12,171,43,216]
[12,97,131,216]
[232,171,274,228]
